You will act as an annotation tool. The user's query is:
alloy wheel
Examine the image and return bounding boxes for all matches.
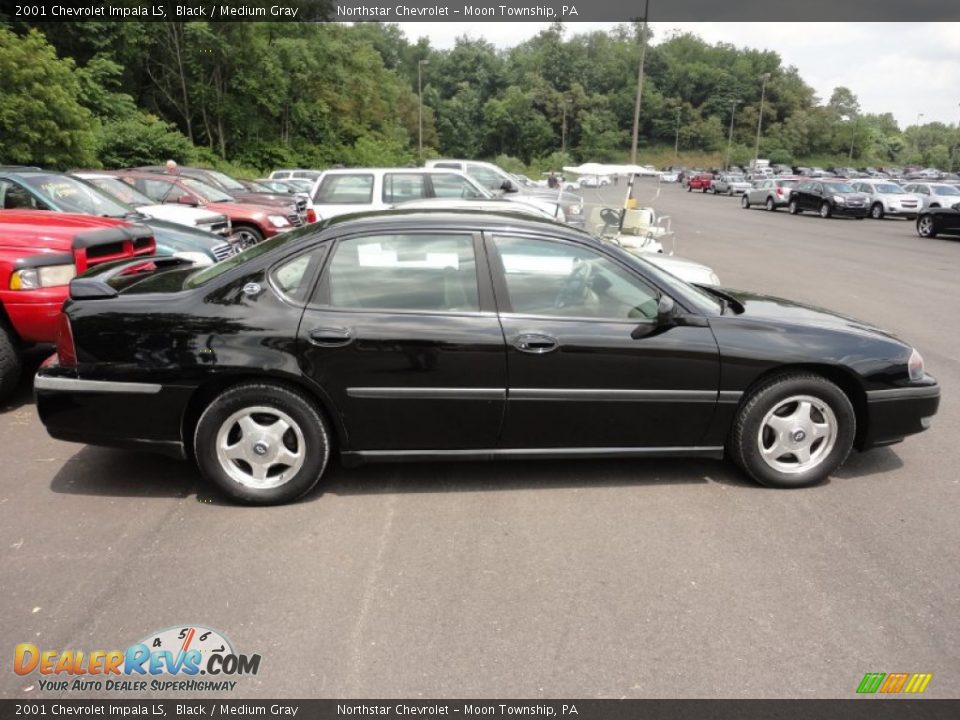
[215,406,306,489]
[757,395,838,475]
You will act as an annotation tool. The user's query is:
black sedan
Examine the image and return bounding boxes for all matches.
[35,211,939,504]
[788,181,869,218]
[916,203,960,239]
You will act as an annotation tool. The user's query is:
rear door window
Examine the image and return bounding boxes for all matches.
[318,233,480,313]
[314,174,375,204]
[381,174,428,204]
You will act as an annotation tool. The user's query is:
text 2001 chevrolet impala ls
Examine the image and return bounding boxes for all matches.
[35,211,939,504]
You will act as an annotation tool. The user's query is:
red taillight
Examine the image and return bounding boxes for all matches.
[56,313,77,367]
[306,208,317,224]
[776,188,784,196]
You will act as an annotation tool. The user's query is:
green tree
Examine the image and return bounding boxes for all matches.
[0,27,96,168]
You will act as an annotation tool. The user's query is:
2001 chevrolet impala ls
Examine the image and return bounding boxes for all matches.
[35,211,939,504]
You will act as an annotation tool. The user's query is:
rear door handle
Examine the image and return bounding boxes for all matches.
[512,333,559,354]
[307,326,354,347]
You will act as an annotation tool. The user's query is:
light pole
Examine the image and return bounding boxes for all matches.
[561,97,572,154]
[952,103,960,173]
[754,72,771,168]
[916,112,924,127]
[418,59,428,161]
[629,0,651,164]
[726,99,739,171]
[674,106,682,160]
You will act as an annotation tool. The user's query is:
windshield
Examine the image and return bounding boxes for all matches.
[728,176,746,182]
[205,170,246,191]
[933,185,960,196]
[180,177,234,203]
[185,232,296,287]
[874,183,905,194]
[22,173,132,218]
[82,176,156,206]
[824,182,856,193]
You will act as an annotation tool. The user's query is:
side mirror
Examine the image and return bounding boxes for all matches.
[176,195,198,207]
[500,179,518,193]
[631,295,676,339]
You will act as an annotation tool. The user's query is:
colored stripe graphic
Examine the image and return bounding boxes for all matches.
[857,673,885,693]
[879,673,909,693]
[904,674,933,694]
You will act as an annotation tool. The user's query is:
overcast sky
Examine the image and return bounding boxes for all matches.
[398,22,960,129]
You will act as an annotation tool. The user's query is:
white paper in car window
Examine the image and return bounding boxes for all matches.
[501,254,574,275]
[356,243,459,269]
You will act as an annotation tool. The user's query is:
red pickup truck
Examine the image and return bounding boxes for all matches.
[0,211,156,400]
[686,173,716,192]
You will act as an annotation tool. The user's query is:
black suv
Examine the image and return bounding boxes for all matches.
[788,180,869,219]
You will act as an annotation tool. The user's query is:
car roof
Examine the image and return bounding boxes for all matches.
[318,167,471,175]
[315,208,594,239]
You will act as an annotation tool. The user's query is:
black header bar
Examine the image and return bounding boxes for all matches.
[2,0,960,22]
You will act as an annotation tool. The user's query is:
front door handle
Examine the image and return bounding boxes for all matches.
[307,326,354,347]
[512,333,559,354]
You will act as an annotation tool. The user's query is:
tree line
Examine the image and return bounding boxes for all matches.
[1,19,958,174]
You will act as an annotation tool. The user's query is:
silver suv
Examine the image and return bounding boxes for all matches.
[902,182,960,210]
[851,180,922,219]
[710,174,752,195]
[742,178,798,210]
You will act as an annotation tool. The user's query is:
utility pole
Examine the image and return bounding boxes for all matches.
[754,72,771,167]
[418,59,428,161]
[674,107,682,160]
[629,0,651,165]
[561,97,572,153]
[726,99,739,171]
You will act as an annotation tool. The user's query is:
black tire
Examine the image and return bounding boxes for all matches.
[788,199,800,215]
[194,382,331,505]
[741,194,750,209]
[765,197,776,211]
[917,214,938,238]
[687,185,692,192]
[727,188,734,196]
[870,203,884,220]
[0,325,22,403]
[232,224,264,249]
[729,373,855,489]
[819,201,832,219]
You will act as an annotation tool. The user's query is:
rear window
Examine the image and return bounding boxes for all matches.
[314,174,374,204]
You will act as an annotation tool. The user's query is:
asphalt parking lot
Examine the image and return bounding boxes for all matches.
[2,180,958,700]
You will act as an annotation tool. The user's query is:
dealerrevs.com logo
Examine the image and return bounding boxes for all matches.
[14,625,261,693]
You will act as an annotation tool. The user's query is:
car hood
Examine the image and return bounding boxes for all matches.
[641,253,720,285]
[137,204,223,224]
[718,288,900,340]
[139,218,222,250]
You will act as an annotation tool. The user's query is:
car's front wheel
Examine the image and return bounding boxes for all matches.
[788,199,800,214]
[741,194,750,209]
[0,325,22,403]
[917,214,938,238]
[819,202,833,219]
[194,383,331,504]
[232,225,264,249]
[729,374,855,489]
[870,203,884,219]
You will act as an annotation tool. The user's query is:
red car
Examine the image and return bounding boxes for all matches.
[110,171,299,248]
[687,173,715,192]
[0,211,155,399]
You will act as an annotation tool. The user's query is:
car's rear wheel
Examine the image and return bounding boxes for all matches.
[194,383,330,504]
[765,197,775,211]
[729,374,855,489]
[687,185,692,192]
[917,215,938,238]
[819,202,832,219]
[870,203,884,219]
[741,195,750,209]
[788,199,800,214]
[728,188,734,196]
[0,325,22,403]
